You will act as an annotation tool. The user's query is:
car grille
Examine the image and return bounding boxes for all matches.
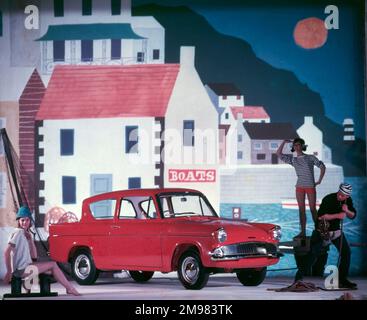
[215,242,278,260]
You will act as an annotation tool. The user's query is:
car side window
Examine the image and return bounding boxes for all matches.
[119,199,137,219]
[90,199,116,219]
[139,197,157,219]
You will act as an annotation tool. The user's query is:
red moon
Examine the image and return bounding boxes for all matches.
[293,17,328,49]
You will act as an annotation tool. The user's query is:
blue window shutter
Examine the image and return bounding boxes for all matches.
[125,126,138,153]
[60,129,74,155]
[81,40,93,61]
[111,39,121,59]
[54,0,64,17]
[183,120,195,146]
[62,176,76,204]
[53,40,65,61]
[82,0,92,15]
[128,177,141,189]
[153,49,160,60]
[111,0,121,15]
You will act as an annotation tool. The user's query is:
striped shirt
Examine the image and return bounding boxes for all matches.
[280,154,325,187]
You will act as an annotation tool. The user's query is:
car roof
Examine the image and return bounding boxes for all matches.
[83,188,203,202]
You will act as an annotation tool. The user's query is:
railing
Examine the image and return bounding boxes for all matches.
[41,56,145,74]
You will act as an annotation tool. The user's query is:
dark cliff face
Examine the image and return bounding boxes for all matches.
[133,3,366,176]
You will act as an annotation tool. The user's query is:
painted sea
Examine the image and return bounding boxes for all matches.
[219,177,367,277]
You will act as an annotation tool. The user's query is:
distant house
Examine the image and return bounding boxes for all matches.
[34,0,165,77]
[243,122,298,164]
[297,116,331,161]
[231,106,270,123]
[204,83,244,124]
[36,46,219,218]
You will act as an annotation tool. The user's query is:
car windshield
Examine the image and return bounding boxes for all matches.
[158,193,217,218]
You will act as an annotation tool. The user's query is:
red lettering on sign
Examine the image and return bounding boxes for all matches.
[168,169,216,183]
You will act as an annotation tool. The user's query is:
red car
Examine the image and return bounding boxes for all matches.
[49,188,282,290]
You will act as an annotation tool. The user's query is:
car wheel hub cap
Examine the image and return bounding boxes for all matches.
[182,257,199,284]
[75,254,91,280]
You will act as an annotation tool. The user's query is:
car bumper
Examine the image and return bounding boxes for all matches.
[208,242,283,263]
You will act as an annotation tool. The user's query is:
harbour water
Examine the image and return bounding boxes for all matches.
[219,177,367,276]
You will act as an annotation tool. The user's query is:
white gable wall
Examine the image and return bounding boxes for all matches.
[38,117,157,217]
[297,116,324,160]
[164,47,220,211]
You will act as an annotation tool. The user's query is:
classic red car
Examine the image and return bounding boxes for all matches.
[49,188,282,289]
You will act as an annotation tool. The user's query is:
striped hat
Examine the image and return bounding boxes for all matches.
[339,183,352,196]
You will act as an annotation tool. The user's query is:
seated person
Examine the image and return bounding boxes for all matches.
[3,206,80,296]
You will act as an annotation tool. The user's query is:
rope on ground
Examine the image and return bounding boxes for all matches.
[267,280,319,292]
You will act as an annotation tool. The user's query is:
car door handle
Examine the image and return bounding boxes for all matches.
[111,225,120,229]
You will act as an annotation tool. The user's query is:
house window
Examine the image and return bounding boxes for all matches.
[54,0,64,17]
[111,39,121,60]
[237,95,241,100]
[125,126,138,153]
[254,142,262,150]
[60,129,74,156]
[183,120,195,147]
[0,118,5,155]
[237,151,243,160]
[111,0,121,15]
[0,173,6,208]
[238,134,243,142]
[137,52,144,62]
[62,176,76,204]
[153,49,160,60]
[128,177,141,189]
[225,113,229,119]
[0,11,3,37]
[53,41,65,62]
[81,40,93,61]
[82,0,92,15]
[257,154,266,160]
[269,142,279,150]
[222,95,227,100]
[261,120,266,123]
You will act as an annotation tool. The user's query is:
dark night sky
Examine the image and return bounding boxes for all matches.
[134,0,365,139]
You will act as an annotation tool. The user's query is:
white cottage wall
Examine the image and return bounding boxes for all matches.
[38,117,157,217]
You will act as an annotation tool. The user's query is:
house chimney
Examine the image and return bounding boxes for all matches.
[304,116,313,124]
[180,46,195,69]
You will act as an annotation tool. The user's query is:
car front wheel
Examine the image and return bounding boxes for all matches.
[236,267,267,286]
[71,250,99,285]
[129,271,154,282]
[178,250,209,290]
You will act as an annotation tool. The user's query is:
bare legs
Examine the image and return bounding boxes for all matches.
[29,261,80,296]
[295,190,317,238]
[306,192,318,225]
[296,191,306,238]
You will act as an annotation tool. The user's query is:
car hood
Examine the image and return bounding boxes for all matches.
[165,217,272,242]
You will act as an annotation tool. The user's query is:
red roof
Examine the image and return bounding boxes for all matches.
[230,106,270,120]
[36,64,180,120]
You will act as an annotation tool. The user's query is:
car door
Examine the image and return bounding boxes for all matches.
[109,196,163,268]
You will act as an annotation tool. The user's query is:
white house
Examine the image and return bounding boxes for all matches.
[231,106,270,124]
[164,47,220,211]
[37,0,165,80]
[296,116,324,160]
[205,83,244,125]
[36,63,180,217]
[36,46,220,217]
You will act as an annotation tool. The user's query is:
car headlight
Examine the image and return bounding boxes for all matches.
[271,226,282,241]
[213,228,227,243]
